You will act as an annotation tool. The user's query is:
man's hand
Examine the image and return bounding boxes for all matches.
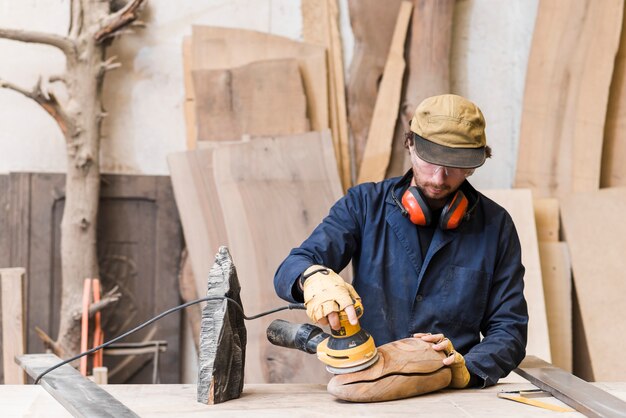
[414,333,471,389]
[302,265,360,331]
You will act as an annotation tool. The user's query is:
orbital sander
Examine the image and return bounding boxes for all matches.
[266,300,379,374]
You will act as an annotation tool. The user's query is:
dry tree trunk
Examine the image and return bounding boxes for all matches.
[0,0,146,358]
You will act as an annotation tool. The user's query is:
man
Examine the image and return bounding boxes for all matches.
[274,94,528,388]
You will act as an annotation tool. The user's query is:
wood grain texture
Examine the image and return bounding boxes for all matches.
[347,0,404,170]
[561,187,626,380]
[197,247,246,405]
[190,26,328,135]
[602,4,626,187]
[16,353,139,417]
[327,338,450,402]
[533,198,560,242]
[538,242,572,372]
[387,0,455,178]
[1,268,26,384]
[182,36,197,150]
[515,0,623,198]
[481,189,551,362]
[168,131,344,384]
[357,1,413,184]
[0,175,9,383]
[192,59,308,142]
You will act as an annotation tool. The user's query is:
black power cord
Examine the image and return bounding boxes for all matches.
[34,296,305,384]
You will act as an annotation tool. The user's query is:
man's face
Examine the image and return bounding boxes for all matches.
[409,146,473,206]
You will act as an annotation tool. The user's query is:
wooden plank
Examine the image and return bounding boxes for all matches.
[1,268,26,384]
[481,189,551,362]
[197,247,246,404]
[514,0,623,198]
[539,242,572,372]
[602,4,626,187]
[190,26,328,135]
[16,353,139,417]
[347,0,404,171]
[533,198,559,242]
[357,1,413,184]
[387,0,455,178]
[560,187,626,380]
[192,59,309,142]
[182,36,197,150]
[0,174,10,383]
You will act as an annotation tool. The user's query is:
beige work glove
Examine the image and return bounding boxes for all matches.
[302,265,361,323]
[413,333,471,389]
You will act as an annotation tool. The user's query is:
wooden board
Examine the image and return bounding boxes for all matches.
[602,4,626,187]
[1,268,26,384]
[347,0,404,170]
[387,0,455,178]
[0,174,9,383]
[192,59,308,142]
[168,131,343,384]
[182,36,197,150]
[533,198,559,242]
[560,187,626,380]
[538,242,572,372]
[357,1,413,184]
[481,189,551,362]
[16,353,139,417]
[3,174,183,384]
[515,0,623,198]
[190,26,328,136]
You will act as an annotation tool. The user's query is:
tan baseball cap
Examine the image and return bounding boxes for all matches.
[409,94,487,168]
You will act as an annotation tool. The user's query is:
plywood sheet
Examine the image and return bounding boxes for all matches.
[538,242,572,372]
[347,0,404,170]
[534,198,559,242]
[357,1,412,184]
[190,26,328,135]
[168,131,343,384]
[602,4,626,187]
[192,59,308,142]
[387,0,455,178]
[515,0,623,198]
[561,187,626,380]
[481,189,551,362]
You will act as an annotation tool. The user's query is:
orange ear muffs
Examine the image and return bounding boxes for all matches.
[439,190,469,230]
[401,187,432,226]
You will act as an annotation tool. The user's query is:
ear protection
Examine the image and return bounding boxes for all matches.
[392,171,471,230]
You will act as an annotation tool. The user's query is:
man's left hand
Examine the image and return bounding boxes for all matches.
[413,333,471,389]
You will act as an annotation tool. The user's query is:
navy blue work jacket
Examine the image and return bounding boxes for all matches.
[274,175,528,387]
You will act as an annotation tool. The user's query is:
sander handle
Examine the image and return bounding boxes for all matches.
[266,319,329,354]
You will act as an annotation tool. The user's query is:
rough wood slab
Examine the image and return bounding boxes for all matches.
[357,1,413,184]
[515,0,623,198]
[16,353,139,417]
[197,246,246,404]
[1,267,26,384]
[533,198,560,242]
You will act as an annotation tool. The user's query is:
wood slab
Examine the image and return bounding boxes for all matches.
[538,242,572,372]
[357,1,413,184]
[602,4,626,187]
[190,26,328,136]
[192,59,309,142]
[560,187,626,380]
[387,0,455,178]
[1,268,26,384]
[533,198,560,242]
[16,353,139,417]
[481,189,551,362]
[515,0,623,198]
[182,36,197,150]
[347,0,404,170]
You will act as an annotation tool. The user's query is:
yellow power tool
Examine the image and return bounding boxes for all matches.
[266,300,379,374]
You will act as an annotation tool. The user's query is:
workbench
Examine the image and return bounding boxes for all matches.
[3,382,626,417]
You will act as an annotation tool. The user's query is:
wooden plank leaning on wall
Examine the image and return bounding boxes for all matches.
[1,268,26,384]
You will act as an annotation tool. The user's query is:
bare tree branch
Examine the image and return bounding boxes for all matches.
[0,77,75,136]
[68,0,83,39]
[35,326,63,357]
[0,27,75,57]
[49,74,66,84]
[71,285,122,321]
[94,0,146,43]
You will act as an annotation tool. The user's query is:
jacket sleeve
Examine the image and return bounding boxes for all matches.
[273,187,363,303]
[464,214,529,387]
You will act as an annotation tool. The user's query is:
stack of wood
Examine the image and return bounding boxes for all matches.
[514,0,626,381]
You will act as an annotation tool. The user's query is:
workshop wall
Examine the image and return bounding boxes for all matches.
[0,0,538,189]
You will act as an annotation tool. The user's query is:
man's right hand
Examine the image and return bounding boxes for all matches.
[302,265,360,330]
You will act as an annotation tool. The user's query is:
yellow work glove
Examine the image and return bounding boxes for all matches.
[301,265,360,323]
[414,333,471,389]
